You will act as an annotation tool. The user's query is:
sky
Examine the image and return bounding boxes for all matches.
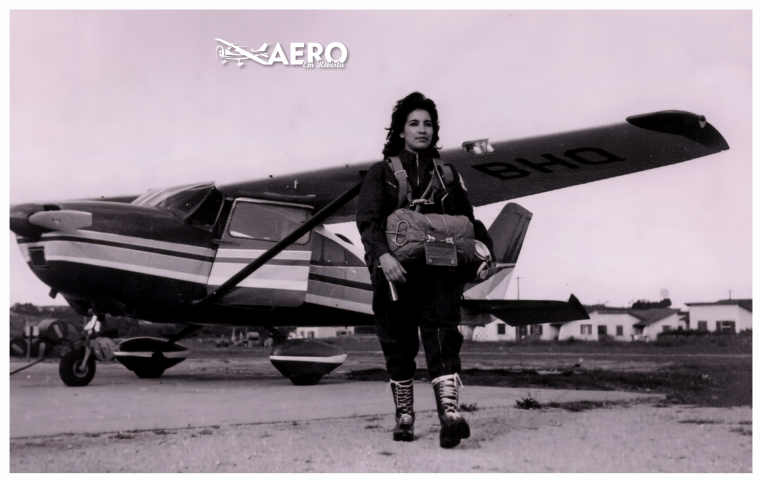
[7,9,753,311]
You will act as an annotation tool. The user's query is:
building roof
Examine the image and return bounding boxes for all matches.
[584,305,629,314]
[629,308,679,326]
[685,299,752,313]
[584,305,678,326]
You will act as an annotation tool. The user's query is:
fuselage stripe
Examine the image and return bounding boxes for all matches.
[45,255,210,284]
[22,229,214,255]
[214,258,310,266]
[20,235,215,262]
[308,273,372,291]
[304,293,373,314]
[215,249,312,261]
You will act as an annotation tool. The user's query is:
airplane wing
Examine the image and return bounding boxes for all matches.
[461,295,590,327]
[217,110,729,223]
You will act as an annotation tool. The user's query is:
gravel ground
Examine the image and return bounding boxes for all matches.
[9,340,752,472]
[10,403,751,472]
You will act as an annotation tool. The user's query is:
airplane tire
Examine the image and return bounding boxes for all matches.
[59,347,96,387]
[289,374,323,386]
[134,368,165,379]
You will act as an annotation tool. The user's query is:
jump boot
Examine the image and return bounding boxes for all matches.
[431,374,470,448]
[389,378,415,441]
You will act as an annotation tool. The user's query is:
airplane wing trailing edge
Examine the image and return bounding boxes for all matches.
[217,110,729,223]
[461,295,590,327]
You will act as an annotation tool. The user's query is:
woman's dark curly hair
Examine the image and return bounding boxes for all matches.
[382,92,440,158]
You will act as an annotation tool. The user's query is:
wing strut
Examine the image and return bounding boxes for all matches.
[193,181,363,307]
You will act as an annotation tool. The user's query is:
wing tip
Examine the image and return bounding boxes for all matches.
[626,110,730,151]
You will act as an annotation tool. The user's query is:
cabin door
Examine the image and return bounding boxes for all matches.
[206,198,313,307]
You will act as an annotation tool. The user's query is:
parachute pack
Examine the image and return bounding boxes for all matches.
[383,156,490,271]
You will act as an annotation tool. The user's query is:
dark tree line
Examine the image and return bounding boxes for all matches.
[630,298,672,310]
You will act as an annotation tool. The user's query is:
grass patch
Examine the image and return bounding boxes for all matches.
[344,358,751,408]
[515,396,542,410]
[546,400,616,412]
[515,397,621,412]
[460,402,479,412]
[730,427,752,436]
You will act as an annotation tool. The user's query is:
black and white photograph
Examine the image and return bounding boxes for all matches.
[8,7,753,473]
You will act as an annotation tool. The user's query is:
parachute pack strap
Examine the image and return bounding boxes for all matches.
[387,156,412,209]
[432,159,457,191]
[416,158,456,211]
[435,159,456,188]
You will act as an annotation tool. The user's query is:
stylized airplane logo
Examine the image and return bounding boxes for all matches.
[215,38,270,67]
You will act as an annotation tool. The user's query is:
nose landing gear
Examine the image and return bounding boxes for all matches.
[58,314,105,387]
[59,346,96,387]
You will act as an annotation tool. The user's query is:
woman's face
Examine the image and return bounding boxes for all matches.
[400,109,433,153]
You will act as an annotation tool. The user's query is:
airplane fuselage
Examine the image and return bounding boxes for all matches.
[12,192,375,328]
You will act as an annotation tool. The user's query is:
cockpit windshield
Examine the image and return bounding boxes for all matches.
[132,182,217,222]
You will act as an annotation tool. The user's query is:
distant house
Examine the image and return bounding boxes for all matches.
[684,299,752,333]
[559,308,633,341]
[630,308,685,340]
[469,319,558,341]
[559,307,683,341]
[467,305,686,342]
[291,326,354,339]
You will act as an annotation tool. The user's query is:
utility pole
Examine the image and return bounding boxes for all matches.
[516,277,523,300]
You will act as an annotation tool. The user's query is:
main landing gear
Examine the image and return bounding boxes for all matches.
[113,324,199,381]
[263,326,348,386]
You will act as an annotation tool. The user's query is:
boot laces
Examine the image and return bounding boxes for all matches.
[432,373,463,416]
[388,379,414,417]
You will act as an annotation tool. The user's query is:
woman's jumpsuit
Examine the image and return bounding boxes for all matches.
[356,148,493,381]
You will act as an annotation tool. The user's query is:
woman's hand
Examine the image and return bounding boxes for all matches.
[378,253,407,283]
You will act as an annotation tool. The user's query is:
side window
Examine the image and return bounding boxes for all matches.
[323,238,346,265]
[228,202,310,244]
[188,189,224,230]
[311,234,366,267]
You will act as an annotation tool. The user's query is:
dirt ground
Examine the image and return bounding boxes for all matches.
[9,403,751,472]
[9,338,753,472]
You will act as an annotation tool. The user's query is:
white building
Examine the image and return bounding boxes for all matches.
[291,326,354,339]
[469,319,559,341]
[467,305,688,342]
[632,309,685,340]
[684,299,752,333]
[558,307,684,341]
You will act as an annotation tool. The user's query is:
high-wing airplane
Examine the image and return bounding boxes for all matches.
[215,39,270,66]
[9,110,729,387]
